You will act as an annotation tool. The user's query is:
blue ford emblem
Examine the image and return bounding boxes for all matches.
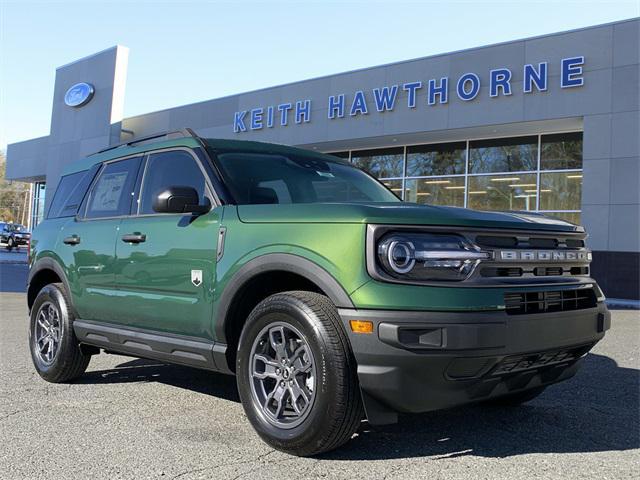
[64,82,95,107]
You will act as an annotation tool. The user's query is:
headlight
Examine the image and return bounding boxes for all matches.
[377,232,490,282]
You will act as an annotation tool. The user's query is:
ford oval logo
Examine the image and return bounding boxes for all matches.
[64,82,95,107]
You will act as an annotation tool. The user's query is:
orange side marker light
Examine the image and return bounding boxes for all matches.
[349,320,374,334]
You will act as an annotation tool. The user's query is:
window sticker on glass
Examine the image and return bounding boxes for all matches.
[91,172,127,211]
[317,171,335,178]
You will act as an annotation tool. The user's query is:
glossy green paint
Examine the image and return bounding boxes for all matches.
[31,137,595,347]
[113,210,220,337]
[236,203,582,232]
[55,217,121,322]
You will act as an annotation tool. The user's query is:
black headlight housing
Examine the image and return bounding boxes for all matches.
[375,231,490,282]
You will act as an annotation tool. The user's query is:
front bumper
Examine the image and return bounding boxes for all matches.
[338,303,610,424]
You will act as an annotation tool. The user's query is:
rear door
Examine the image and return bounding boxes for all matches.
[61,156,143,322]
[113,148,220,339]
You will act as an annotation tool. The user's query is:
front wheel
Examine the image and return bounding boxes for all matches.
[6,238,14,251]
[236,291,363,456]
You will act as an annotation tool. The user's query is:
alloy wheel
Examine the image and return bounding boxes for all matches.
[249,322,316,429]
[34,301,62,365]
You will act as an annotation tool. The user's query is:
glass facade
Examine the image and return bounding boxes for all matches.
[330,132,583,224]
[31,182,46,228]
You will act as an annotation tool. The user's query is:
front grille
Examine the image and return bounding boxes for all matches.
[534,266,564,276]
[475,234,585,249]
[480,267,523,277]
[468,230,590,281]
[504,287,597,315]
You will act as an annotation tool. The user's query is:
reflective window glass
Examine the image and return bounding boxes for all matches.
[48,171,88,219]
[539,172,582,211]
[379,179,404,199]
[351,147,404,178]
[469,136,538,173]
[85,158,141,219]
[406,142,466,177]
[467,173,538,211]
[140,151,209,214]
[540,132,582,170]
[405,177,465,206]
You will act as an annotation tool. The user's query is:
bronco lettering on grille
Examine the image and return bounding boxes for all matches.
[499,250,591,262]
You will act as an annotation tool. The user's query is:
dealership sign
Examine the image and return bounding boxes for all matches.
[64,82,95,108]
[233,56,585,133]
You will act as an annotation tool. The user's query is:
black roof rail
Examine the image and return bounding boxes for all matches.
[92,128,200,155]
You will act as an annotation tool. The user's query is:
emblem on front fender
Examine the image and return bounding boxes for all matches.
[191,270,203,287]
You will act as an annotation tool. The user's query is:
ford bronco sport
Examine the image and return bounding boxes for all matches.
[28,129,610,456]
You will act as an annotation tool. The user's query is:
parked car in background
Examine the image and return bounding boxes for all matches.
[1,223,31,251]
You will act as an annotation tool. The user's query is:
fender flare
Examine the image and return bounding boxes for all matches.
[27,256,73,310]
[214,253,355,344]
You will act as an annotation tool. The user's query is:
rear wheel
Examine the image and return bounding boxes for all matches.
[236,291,363,456]
[485,386,546,406]
[29,283,90,383]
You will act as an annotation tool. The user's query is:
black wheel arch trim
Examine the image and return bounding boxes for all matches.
[27,256,73,311]
[214,253,355,344]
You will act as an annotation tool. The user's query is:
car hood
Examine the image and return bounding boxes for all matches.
[236,202,583,232]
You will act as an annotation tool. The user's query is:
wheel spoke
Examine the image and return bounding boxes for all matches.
[290,345,312,373]
[37,334,49,349]
[252,354,280,380]
[50,325,60,341]
[38,311,49,329]
[265,382,287,419]
[288,378,309,414]
[47,338,55,360]
[269,326,287,360]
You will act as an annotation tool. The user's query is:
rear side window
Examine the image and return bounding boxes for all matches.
[84,157,142,219]
[48,169,96,219]
[138,150,210,214]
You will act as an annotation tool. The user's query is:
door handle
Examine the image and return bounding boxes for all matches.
[121,233,146,244]
[63,235,81,245]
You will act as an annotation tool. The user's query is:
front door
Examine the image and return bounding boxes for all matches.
[113,149,219,339]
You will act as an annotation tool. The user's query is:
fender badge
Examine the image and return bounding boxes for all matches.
[191,270,203,287]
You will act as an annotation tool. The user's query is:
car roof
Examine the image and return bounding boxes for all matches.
[61,137,344,176]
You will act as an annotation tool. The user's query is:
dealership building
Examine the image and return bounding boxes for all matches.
[6,18,639,299]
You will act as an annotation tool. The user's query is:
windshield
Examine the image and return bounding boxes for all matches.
[215,151,400,205]
[9,224,26,232]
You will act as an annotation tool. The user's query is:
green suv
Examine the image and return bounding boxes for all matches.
[28,129,610,456]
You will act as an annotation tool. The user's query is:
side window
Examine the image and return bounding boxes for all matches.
[85,157,141,219]
[48,168,98,219]
[139,150,210,215]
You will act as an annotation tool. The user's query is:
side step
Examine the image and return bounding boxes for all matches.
[73,319,229,372]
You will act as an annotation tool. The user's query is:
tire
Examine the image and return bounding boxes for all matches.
[484,386,546,407]
[6,238,13,251]
[236,291,363,456]
[29,283,90,383]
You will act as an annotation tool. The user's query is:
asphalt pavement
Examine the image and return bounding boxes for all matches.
[0,288,638,479]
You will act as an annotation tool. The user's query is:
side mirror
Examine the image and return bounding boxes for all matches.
[152,186,211,215]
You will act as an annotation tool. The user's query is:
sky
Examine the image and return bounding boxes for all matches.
[0,0,638,150]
